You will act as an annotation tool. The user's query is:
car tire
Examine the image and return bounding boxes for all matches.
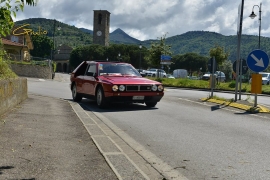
[145,102,157,107]
[72,84,82,102]
[96,87,108,108]
[152,74,156,77]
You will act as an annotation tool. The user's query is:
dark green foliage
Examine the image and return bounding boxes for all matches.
[144,31,270,62]
[30,35,52,58]
[69,44,148,70]
[145,34,172,68]
[171,53,208,73]
[228,81,236,88]
[14,18,270,63]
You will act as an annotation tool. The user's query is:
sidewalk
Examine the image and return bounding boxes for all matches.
[0,94,118,180]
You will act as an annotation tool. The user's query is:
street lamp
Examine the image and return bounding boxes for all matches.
[249,3,262,107]
[51,19,61,60]
[118,53,121,61]
[249,3,262,49]
[139,43,142,69]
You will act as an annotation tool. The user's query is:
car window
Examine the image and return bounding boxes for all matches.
[261,74,268,78]
[85,64,96,76]
[99,63,140,76]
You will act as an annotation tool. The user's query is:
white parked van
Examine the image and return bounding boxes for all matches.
[250,72,270,85]
[173,69,188,78]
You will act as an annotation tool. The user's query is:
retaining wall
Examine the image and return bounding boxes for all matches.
[0,78,28,116]
[10,64,52,79]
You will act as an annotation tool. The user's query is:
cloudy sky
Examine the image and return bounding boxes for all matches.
[14,0,270,41]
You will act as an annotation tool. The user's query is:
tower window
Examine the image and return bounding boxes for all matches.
[98,14,102,24]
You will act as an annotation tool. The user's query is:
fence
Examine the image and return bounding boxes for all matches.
[2,54,52,67]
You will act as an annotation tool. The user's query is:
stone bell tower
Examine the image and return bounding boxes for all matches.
[93,10,110,46]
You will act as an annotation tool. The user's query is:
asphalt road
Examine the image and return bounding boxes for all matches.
[26,73,270,179]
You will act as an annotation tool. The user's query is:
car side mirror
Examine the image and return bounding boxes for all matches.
[93,73,98,77]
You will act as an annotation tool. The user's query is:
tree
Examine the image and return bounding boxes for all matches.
[0,0,38,37]
[69,44,149,70]
[69,44,105,68]
[30,35,52,58]
[209,45,229,66]
[171,53,208,75]
[219,60,233,81]
[145,33,172,68]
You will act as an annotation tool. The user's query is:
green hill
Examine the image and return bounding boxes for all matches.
[15,18,270,61]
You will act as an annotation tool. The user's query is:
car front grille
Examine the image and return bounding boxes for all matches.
[126,85,152,91]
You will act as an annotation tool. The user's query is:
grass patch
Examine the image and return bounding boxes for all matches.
[149,77,270,95]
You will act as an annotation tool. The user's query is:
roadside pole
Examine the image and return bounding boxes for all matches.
[235,0,244,102]
[239,59,243,100]
[210,57,216,98]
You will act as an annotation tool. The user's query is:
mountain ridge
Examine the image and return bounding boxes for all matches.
[14,18,270,61]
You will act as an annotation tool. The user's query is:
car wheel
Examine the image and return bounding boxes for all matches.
[145,102,157,107]
[152,74,156,77]
[72,84,82,102]
[163,75,166,78]
[96,87,108,108]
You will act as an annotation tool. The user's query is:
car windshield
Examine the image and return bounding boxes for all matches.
[261,74,269,78]
[98,63,141,76]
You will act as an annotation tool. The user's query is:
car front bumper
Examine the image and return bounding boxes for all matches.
[104,91,164,103]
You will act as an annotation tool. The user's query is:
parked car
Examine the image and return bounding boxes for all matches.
[249,72,270,85]
[136,69,146,77]
[144,68,167,78]
[202,71,226,82]
[188,76,199,80]
[166,74,175,79]
[70,61,164,108]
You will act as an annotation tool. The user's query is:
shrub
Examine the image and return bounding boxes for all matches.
[0,59,17,79]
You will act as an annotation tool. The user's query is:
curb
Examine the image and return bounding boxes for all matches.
[202,98,270,113]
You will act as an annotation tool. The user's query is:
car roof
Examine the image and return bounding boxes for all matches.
[85,60,128,64]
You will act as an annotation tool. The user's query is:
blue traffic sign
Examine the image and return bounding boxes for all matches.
[160,55,171,61]
[247,49,269,72]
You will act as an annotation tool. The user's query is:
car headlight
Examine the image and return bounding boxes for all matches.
[112,85,118,91]
[119,85,125,91]
[152,85,157,91]
[158,85,164,91]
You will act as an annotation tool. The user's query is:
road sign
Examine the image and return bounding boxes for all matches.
[160,55,171,61]
[207,57,217,73]
[160,55,172,65]
[247,49,269,72]
[160,61,172,65]
[233,59,248,74]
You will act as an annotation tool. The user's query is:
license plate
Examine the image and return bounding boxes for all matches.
[133,96,144,100]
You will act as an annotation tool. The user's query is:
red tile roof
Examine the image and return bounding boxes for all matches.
[2,38,25,47]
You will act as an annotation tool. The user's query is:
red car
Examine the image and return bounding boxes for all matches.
[70,61,164,108]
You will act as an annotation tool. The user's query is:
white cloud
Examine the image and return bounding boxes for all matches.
[14,0,270,40]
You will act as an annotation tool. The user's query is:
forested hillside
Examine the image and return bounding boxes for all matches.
[163,31,270,61]
[15,18,270,61]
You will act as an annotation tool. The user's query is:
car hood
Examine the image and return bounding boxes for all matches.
[203,74,211,77]
[99,76,161,85]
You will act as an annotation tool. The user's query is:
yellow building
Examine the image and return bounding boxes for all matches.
[2,25,33,61]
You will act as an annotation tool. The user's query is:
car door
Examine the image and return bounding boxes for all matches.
[73,62,88,93]
[82,63,97,95]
